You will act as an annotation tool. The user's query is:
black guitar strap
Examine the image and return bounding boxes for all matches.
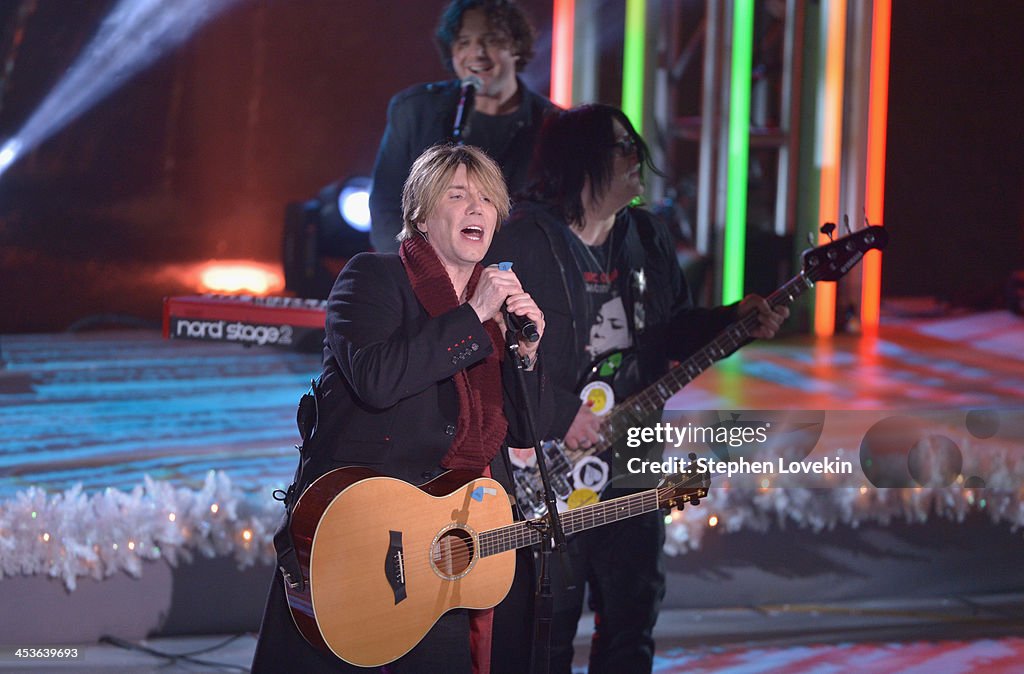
[271,377,320,591]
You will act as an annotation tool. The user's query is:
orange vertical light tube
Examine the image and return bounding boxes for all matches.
[550,0,575,107]
[861,0,891,335]
[815,0,847,337]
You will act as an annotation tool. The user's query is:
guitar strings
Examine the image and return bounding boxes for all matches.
[549,294,781,471]
[622,291,787,424]
[517,268,823,518]
[383,497,646,575]
[593,271,811,465]
[362,483,695,578]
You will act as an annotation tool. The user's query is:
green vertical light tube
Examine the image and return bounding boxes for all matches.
[621,0,646,134]
[722,0,755,304]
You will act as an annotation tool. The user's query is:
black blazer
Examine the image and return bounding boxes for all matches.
[252,252,548,674]
[299,252,547,493]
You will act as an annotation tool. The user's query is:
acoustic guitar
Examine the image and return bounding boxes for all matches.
[284,464,709,667]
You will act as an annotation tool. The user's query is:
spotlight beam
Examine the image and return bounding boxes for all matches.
[0,0,240,177]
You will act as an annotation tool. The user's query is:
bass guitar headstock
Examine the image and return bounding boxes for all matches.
[801,224,889,283]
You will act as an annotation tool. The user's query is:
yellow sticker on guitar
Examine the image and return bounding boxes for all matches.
[566,488,599,510]
[579,381,614,416]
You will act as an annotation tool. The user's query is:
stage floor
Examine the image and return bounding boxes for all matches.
[0,331,319,499]
[4,597,1024,672]
[3,310,1022,499]
[2,310,1024,670]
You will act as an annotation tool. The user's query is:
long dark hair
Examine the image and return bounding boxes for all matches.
[525,103,660,228]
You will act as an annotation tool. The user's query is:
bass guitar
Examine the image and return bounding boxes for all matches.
[512,224,889,517]
[284,465,708,667]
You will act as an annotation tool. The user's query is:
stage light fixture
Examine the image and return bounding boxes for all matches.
[316,176,373,256]
[282,176,374,298]
[337,177,372,232]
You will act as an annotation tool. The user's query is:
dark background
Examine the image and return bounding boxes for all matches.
[0,0,1021,334]
[884,0,1024,309]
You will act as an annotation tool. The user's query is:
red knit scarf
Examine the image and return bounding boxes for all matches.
[399,235,508,472]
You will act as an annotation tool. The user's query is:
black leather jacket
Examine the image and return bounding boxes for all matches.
[486,202,738,439]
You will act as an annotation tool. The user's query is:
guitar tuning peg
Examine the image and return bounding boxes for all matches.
[690,498,700,506]
[843,214,851,235]
[820,222,836,241]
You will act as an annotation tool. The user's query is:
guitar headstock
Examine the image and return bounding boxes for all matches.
[801,225,889,283]
[656,462,711,511]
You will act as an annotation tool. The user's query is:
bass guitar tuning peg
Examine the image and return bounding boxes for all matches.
[820,222,836,242]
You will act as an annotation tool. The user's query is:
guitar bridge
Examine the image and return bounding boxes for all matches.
[385,530,407,604]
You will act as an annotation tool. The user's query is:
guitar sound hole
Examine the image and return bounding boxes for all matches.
[431,528,475,579]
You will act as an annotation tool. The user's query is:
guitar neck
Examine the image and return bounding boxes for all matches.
[478,489,661,557]
[590,272,813,452]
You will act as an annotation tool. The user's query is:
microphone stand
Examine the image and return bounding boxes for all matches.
[502,316,570,674]
[451,80,477,145]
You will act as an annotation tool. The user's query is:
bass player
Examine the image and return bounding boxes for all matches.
[485,104,789,674]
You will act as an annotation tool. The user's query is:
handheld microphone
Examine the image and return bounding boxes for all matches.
[452,75,481,144]
[497,262,540,343]
[505,307,540,343]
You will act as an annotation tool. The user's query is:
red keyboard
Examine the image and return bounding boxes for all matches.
[163,295,327,348]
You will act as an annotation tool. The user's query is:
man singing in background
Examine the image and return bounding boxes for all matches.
[369,0,554,253]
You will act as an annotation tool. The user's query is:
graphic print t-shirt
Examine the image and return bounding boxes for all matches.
[569,238,633,366]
